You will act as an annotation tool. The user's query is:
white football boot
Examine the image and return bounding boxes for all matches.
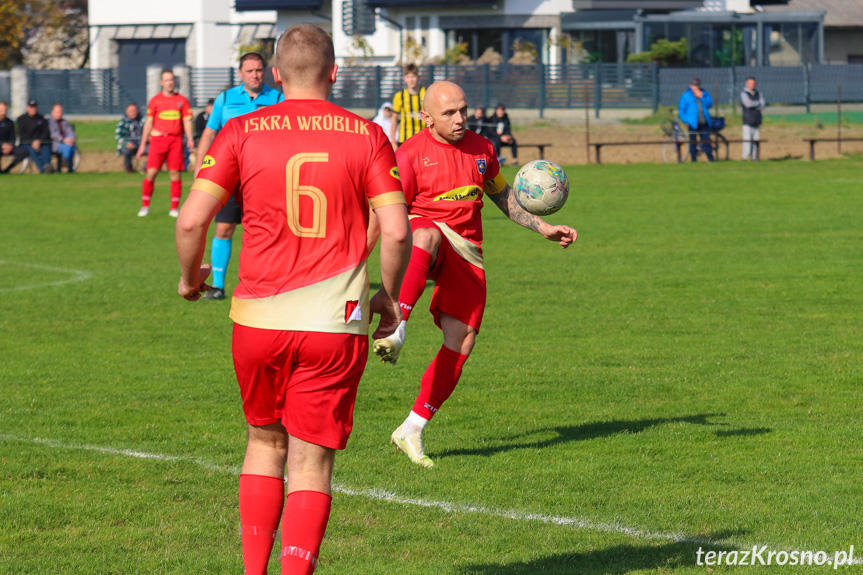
[373,320,406,365]
[391,424,434,468]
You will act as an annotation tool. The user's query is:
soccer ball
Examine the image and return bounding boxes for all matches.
[512,160,569,216]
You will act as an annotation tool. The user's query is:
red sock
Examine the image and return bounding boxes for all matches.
[412,345,469,420]
[170,180,182,210]
[239,474,285,575]
[281,490,332,575]
[398,246,434,321]
[141,179,154,208]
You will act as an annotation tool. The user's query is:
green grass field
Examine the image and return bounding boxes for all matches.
[1,161,861,574]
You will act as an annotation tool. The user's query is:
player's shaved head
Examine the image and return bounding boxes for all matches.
[275,24,335,88]
[421,81,468,144]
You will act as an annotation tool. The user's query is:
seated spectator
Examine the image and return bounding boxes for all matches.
[0,101,29,174]
[194,98,214,148]
[493,103,518,165]
[372,102,395,144]
[48,103,78,173]
[115,103,144,174]
[17,99,53,173]
[467,106,497,141]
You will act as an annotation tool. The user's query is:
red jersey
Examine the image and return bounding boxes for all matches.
[396,129,507,247]
[146,92,192,136]
[192,99,405,334]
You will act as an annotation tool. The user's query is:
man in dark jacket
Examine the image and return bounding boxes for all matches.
[493,103,518,166]
[0,101,29,174]
[17,99,53,173]
[467,106,498,146]
[740,77,766,161]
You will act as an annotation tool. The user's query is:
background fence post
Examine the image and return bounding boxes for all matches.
[730,67,736,115]
[373,65,381,107]
[804,65,811,113]
[482,64,490,108]
[651,62,659,114]
[538,64,546,119]
[11,66,29,116]
[594,63,602,119]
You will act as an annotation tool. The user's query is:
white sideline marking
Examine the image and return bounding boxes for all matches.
[0,260,92,292]
[2,433,859,564]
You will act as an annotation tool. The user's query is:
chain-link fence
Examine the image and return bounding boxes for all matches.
[21,63,863,116]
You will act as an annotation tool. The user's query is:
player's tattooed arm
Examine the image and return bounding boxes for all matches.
[487,183,578,249]
[488,183,543,233]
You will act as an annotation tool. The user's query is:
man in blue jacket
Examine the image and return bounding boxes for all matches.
[678,78,714,162]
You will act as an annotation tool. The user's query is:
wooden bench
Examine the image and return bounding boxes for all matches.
[590,140,672,164]
[802,138,863,161]
[591,138,766,164]
[518,143,552,160]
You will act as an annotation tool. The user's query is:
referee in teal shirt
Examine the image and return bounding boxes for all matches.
[196,52,284,300]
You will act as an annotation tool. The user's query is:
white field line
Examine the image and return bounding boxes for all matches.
[2,433,859,564]
[0,260,92,292]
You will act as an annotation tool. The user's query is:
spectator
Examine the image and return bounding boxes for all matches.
[467,106,497,141]
[678,77,714,162]
[0,101,29,174]
[391,64,426,149]
[17,99,53,173]
[740,76,766,161]
[493,103,518,166]
[372,102,395,144]
[115,103,144,174]
[194,98,214,147]
[48,103,78,173]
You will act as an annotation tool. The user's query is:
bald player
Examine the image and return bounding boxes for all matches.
[177,24,410,574]
[368,81,578,468]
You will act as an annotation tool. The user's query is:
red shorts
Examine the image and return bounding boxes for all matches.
[146,135,184,171]
[411,217,487,332]
[232,325,369,450]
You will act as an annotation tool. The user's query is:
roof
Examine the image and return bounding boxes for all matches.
[763,0,863,27]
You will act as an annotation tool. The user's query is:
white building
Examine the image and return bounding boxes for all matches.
[88,0,277,70]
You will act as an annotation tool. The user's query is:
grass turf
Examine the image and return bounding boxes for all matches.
[1,161,861,573]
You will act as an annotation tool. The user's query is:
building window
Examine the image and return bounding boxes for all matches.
[446,28,546,64]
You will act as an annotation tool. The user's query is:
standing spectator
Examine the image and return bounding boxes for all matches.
[136,70,195,217]
[493,103,518,166]
[740,76,766,161]
[391,64,426,149]
[194,98,214,147]
[0,101,29,174]
[194,53,284,301]
[372,101,395,144]
[17,99,53,173]
[115,103,144,174]
[176,23,411,575]
[678,78,714,162]
[48,104,78,173]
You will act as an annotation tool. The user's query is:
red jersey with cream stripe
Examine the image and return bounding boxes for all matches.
[396,128,507,247]
[191,99,405,335]
[146,92,192,135]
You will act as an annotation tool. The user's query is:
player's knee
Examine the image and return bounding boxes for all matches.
[248,423,290,452]
[412,227,441,255]
[216,223,236,240]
